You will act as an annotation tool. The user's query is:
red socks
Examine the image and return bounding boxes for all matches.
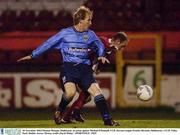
[63,91,90,119]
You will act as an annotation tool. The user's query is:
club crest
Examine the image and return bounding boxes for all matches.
[83,35,89,41]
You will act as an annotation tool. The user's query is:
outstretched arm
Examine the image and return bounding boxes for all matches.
[17,55,32,62]
[31,30,64,58]
[17,30,65,63]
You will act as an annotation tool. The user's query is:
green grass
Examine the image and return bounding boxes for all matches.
[0,108,180,128]
[1,120,180,128]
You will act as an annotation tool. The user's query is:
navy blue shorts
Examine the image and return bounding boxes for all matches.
[60,62,96,91]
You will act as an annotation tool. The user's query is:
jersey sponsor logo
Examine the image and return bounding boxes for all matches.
[69,47,90,52]
[83,35,89,41]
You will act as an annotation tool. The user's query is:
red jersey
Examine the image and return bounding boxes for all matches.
[91,36,116,74]
[99,36,110,49]
[100,36,117,58]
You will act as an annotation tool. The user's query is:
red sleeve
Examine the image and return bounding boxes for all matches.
[99,36,110,49]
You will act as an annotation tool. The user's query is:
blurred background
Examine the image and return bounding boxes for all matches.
[0,0,180,121]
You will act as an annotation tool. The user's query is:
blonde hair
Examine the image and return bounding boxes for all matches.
[73,6,92,25]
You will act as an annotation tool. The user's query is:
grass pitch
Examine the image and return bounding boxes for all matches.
[1,120,180,128]
[0,108,180,128]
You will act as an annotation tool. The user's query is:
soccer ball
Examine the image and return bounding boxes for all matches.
[137,85,153,101]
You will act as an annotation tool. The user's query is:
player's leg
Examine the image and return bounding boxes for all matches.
[62,90,91,122]
[54,65,77,124]
[71,93,91,122]
[54,82,76,124]
[57,82,77,112]
[88,83,119,126]
[81,65,119,126]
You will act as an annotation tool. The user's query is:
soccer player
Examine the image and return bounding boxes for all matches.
[61,32,129,123]
[17,6,119,126]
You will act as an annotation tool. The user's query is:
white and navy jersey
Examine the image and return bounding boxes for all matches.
[31,27,105,65]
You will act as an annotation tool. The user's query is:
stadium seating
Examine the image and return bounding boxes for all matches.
[0,0,179,73]
[0,0,179,31]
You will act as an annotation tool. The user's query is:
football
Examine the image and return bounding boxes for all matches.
[137,85,153,101]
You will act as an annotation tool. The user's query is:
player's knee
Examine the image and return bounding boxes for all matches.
[65,90,76,99]
[88,83,102,97]
[64,82,77,99]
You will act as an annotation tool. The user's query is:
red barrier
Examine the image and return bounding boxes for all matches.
[0,73,116,109]
[0,31,180,50]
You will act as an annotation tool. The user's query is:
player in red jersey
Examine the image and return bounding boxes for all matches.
[57,32,129,123]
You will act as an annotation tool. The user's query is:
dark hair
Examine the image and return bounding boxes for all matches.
[73,6,92,25]
[112,32,128,42]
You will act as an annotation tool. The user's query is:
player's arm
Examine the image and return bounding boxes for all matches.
[91,55,110,74]
[90,33,110,64]
[17,55,32,62]
[31,30,64,58]
[93,40,109,64]
[92,61,100,74]
[17,30,64,62]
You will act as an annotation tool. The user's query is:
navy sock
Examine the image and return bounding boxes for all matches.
[57,94,71,113]
[94,94,111,121]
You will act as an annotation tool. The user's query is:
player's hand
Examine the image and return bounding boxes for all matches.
[98,57,110,64]
[17,55,32,62]
[92,63,100,74]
